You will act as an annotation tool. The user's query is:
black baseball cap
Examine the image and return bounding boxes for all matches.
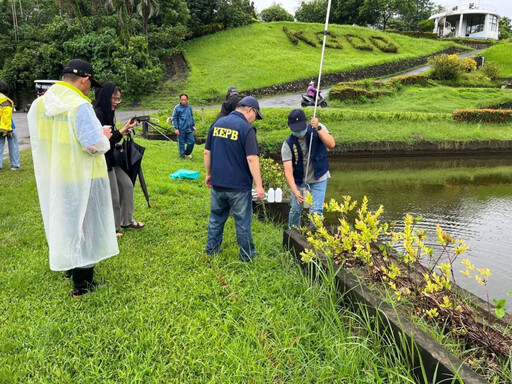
[238,96,263,120]
[227,86,239,95]
[288,109,307,132]
[62,59,103,88]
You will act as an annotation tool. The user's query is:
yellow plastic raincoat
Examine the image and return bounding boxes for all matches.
[0,92,13,136]
[28,82,119,271]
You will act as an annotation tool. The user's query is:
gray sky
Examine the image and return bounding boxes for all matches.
[252,0,512,20]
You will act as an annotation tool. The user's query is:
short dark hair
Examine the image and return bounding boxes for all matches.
[62,73,83,83]
[0,81,9,94]
[179,93,188,99]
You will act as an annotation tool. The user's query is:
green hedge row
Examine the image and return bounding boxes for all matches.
[453,109,512,123]
[329,87,394,101]
[387,30,439,40]
[389,74,430,86]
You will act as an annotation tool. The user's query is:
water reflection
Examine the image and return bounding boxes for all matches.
[326,155,512,311]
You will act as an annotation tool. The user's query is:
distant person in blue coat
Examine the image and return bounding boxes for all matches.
[170,94,196,159]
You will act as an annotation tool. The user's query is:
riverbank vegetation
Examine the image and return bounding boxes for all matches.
[148,105,512,155]
[1,146,435,383]
[298,195,512,382]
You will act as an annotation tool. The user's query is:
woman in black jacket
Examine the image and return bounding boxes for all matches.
[93,82,142,237]
[217,86,241,119]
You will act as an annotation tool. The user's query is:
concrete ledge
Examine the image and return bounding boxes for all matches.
[283,229,488,384]
[253,201,290,225]
[330,140,512,158]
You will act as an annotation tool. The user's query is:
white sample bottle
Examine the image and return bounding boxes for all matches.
[267,188,275,203]
[275,188,282,202]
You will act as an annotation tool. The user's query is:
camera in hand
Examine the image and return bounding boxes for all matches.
[131,115,150,123]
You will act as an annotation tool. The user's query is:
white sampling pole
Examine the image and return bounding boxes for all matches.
[313,0,332,118]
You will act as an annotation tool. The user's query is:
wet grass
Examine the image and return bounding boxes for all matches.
[0,145,426,383]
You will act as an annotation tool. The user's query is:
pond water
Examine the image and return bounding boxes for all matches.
[326,155,512,311]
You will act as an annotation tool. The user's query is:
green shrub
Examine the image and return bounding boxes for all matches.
[482,62,501,80]
[461,57,477,72]
[389,75,430,86]
[329,87,393,102]
[428,54,463,80]
[387,30,439,40]
[259,157,288,191]
[453,109,512,123]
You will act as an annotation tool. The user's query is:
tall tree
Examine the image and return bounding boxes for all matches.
[295,0,327,23]
[260,5,293,22]
[136,0,160,48]
[359,0,415,30]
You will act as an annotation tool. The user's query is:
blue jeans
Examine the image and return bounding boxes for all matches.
[206,188,257,261]
[178,130,195,157]
[0,131,20,169]
[289,180,327,229]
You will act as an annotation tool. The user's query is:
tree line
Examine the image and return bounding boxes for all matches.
[2,0,511,105]
[0,0,257,104]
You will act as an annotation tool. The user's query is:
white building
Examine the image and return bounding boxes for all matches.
[429,2,500,40]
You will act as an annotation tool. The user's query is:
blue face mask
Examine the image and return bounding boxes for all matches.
[292,129,307,138]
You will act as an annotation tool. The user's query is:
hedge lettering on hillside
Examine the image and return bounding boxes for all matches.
[345,34,373,51]
[282,29,399,53]
[453,109,512,123]
[369,36,398,53]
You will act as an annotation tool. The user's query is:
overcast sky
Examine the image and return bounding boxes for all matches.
[252,0,512,20]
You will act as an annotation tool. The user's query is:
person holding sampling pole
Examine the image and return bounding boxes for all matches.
[282,0,335,229]
[281,109,335,229]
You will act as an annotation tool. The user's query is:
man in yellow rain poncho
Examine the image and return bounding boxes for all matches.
[28,59,119,298]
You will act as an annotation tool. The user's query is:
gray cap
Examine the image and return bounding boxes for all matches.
[238,96,263,120]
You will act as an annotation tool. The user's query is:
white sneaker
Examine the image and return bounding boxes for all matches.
[186,154,192,159]
[11,166,20,171]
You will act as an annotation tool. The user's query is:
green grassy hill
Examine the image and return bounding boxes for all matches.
[481,41,512,78]
[141,22,459,107]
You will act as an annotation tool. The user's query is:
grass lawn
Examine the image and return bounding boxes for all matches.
[1,145,422,383]
[481,41,512,78]
[150,107,512,154]
[138,22,459,107]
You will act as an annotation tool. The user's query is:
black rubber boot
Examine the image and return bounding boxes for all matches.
[72,267,96,298]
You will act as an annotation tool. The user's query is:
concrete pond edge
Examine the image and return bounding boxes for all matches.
[282,229,488,384]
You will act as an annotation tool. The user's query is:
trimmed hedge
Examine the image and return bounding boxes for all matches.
[315,31,343,49]
[388,30,439,40]
[389,74,430,86]
[282,26,298,45]
[345,34,373,51]
[329,87,393,101]
[453,109,512,123]
[369,36,398,53]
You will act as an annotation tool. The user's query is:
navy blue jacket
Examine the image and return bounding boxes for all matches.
[172,103,195,133]
[206,111,259,190]
[285,125,329,185]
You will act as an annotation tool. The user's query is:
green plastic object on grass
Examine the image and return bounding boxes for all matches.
[170,169,200,180]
